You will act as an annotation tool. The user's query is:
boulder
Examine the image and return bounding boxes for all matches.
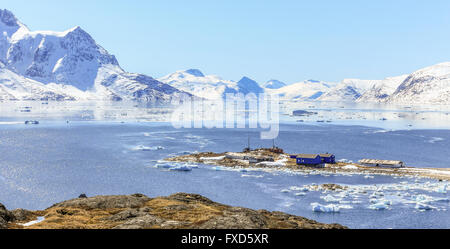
[0,203,14,229]
[11,209,34,222]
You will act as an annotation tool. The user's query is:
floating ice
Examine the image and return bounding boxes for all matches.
[211,166,227,171]
[321,194,341,203]
[415,202,436,211]
[435,184,447,194]
[369,202,390,210]
[428,137,444,144]
[281,189,291,193]
[311,203,341,213]
[343,165,358,170]
[169,165,192,172]
[132,145,164,151]
[241,174,264,178]
[155,163,174,169]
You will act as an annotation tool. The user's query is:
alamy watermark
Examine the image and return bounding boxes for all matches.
[171,93,280,139]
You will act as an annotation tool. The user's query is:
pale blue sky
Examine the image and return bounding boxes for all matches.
[3,0,450,84]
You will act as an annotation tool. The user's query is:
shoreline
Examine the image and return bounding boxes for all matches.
[165,150,450,181]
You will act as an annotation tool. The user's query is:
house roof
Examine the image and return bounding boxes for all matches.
[296,154,321,159]
[359,159,404,165]
[320,154,334,158]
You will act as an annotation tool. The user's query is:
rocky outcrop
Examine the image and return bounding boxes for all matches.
[3,193,346,229]
[0,203,15,229]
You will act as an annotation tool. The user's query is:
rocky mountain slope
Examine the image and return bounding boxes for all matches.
[1,193,346,229]
[311,62,450,104]
[356,75,409,103]
[0,9,190,102]
[384,62,450,104]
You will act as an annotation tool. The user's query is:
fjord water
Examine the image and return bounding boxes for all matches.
[0,120,449,229]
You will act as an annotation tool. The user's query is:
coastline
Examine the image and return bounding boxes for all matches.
[165,150,450,181]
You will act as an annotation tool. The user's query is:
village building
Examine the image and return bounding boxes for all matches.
[358,159,405,168]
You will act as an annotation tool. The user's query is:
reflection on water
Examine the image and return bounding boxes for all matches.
[1,100,450,130]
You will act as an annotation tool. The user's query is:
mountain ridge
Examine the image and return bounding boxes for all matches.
[0,9,191,102]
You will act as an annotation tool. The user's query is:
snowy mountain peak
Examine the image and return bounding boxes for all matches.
[0,10,191,102]
[184,69,204,77]
[263,79,286,89]
[237,77,264,95]
[0,9,28,37]
[0,9,20,27]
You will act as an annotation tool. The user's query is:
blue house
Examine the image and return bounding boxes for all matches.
[295,154,323,166]
[320,154,336,164]
[292,153,336,166]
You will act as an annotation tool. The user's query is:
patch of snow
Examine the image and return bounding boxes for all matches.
[21,217,45,227]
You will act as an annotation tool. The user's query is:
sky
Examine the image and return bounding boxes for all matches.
[3,0,450,84]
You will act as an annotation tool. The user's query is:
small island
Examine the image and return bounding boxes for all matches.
[166,148,450,181]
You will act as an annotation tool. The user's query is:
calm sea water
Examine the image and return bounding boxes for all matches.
[0,121,449,228]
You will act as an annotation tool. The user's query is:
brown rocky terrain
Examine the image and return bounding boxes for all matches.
[1,193,346,229]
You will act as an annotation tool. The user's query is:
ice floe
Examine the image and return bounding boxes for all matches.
[369,202,390,210]
[132,145,164,151]
[241,174,264,178]
[311,203,342,213]
[169,165,193,172]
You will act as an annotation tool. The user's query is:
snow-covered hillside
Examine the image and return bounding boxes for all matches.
[0,9,190,102]
[158,70,264,100]
[267,80,333,100]
[158,69,239,100]
[318,79,378,102]
[316,63,450,104]
[385,62,450,104]
[357,75,408,103]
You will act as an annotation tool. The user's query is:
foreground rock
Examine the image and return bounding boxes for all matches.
[1,193,346,229]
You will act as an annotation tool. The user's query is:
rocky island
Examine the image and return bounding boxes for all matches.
[166,149,450,181]
[0,193,346,229]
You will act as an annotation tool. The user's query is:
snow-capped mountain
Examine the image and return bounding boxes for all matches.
[0,65,78,101]
[236,76,264,95]
[318,79,379,102]
[0,9,190,102]
[384,62,450,104]
[158,69,238,100]
[318,63,450,104]
[268,80,333,100]
[263,79,286,89]
[158,70,264,99]
[356,75,408,103]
